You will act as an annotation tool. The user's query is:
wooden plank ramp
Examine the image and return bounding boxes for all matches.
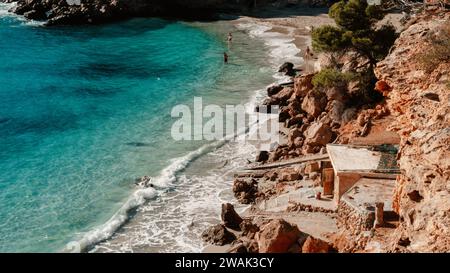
[243,153,329,171]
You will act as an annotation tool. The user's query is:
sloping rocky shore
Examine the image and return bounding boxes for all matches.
[203,7,449,253]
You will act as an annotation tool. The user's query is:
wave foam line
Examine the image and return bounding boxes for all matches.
[0,2,45,26]
[0,3,14,17]
[64,126,256,252]
[235,21,303,82]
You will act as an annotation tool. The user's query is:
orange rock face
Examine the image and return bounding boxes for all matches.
[374,11,450,253]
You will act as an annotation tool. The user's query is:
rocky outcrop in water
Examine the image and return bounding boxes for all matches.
[201,223,236,246]
[221,203,243,230]
[232,177,258,204]
[3,0,276,25]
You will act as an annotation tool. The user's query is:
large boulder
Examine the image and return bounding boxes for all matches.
[257,219,304,253]
[259,87,294,110]
[221,203,243,230]
[278,62,296,76]
[201,224,236,246]
[304,121,333,147]
[293,73,315,98]
[301,236,335,253]
[267,84,283,96]
[271,87,294,106]
[301,90,327,118]
[24,9,48,20]
[232,178,258,204]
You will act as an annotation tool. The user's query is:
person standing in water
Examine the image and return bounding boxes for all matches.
[223,52,229,63]
[227,32,233,50]
[305,46,311,58]
[304,46,314,72]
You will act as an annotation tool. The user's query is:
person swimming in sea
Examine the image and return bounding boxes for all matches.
[223,52,228,63]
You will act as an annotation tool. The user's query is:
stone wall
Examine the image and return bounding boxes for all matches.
[337,198,374,236]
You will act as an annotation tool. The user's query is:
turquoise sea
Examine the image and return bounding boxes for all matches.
[0,3,284,252]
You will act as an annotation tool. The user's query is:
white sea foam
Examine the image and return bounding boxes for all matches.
[81,99,272,252]
[65,136,236,252]
[236,21,303,69]
[89,139,257,253]
[0,2,45,26]
[0,3,14,17]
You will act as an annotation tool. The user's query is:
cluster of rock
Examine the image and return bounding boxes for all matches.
[232,160,327,205]
[257,64,379,161]
[2,0,330,25]
[202,203,335,253]
[232,50,393,205]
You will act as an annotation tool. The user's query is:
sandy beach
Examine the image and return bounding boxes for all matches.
[230,6,333,75]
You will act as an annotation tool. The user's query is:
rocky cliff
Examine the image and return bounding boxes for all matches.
[2,0,272,25]
[374,9,450,252]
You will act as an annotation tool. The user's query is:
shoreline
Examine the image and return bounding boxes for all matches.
[202,8,334,253]
[0,3,334,253]
[229,6,333,75]
[88,8,333,253]
[85,7,333,253]
[86,15,291,253]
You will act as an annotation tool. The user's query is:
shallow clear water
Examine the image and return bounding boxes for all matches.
[0,4,275,252]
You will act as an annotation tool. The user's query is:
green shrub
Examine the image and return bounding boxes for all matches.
[312,0,397,66]
[312,68,355,89]
[312,68,383,106]
[311,26,351,52]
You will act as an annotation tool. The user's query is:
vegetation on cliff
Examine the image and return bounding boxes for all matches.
[312,0,397,66]
[311,0,398,105]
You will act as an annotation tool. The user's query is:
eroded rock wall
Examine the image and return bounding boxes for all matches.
[375,10,450,252]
